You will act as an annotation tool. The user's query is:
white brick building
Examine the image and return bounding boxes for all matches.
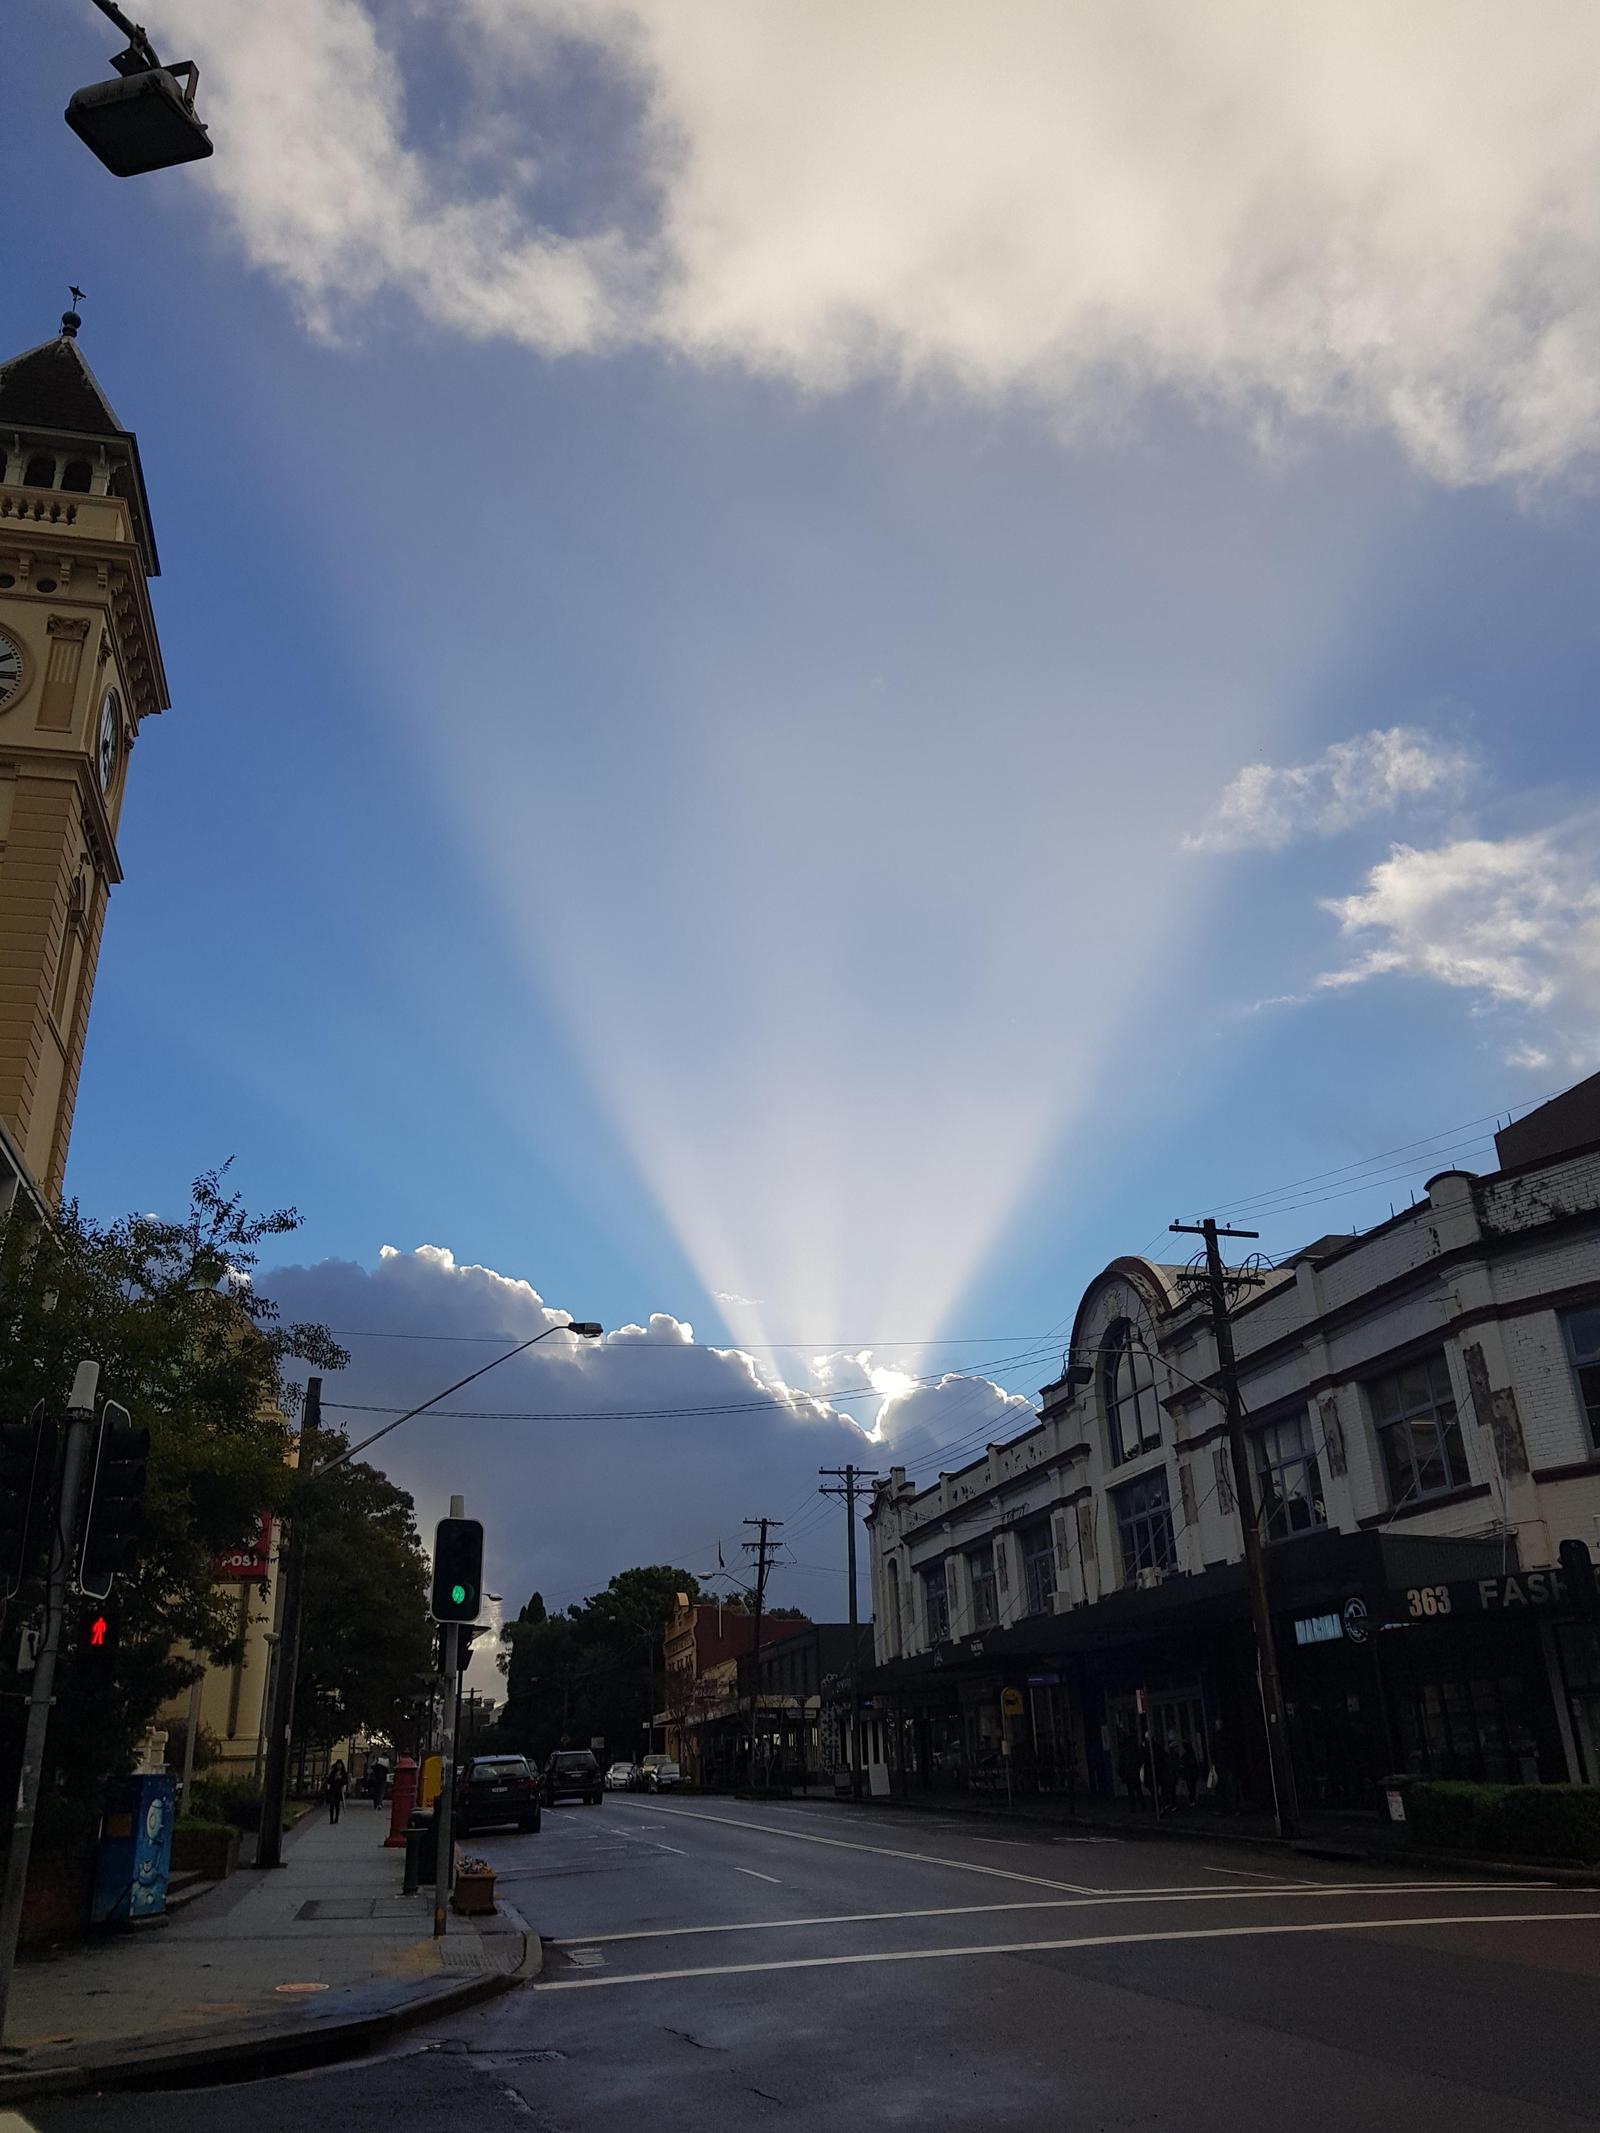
[865,1077,1600,1807]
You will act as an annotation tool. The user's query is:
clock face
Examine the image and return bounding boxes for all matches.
[97,692,119,793]
[0,632,22,709]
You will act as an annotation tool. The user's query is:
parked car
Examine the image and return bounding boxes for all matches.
[456,1754,541,1836]
[639,1754,683,1792]
[604,1761,637,1790]
[543,1749,604,1805]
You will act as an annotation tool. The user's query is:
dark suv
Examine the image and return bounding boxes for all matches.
[543,1749,603,1806]
[456,1754,541,1835]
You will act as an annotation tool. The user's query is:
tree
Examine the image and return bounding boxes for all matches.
[496,1566,699,1764]
[292,1423,434,1759]
[0,1171,344,1832]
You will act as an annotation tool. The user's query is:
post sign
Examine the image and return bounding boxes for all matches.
[1001,1687,1024,1718]
[211,1512,272,1585]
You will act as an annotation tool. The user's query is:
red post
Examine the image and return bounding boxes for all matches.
[384,1755,418,1847]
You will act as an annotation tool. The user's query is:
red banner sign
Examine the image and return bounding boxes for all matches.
[212,1512,273,1585]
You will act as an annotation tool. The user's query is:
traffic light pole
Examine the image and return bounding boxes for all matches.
[0,1362,100,2046]
[434,1618,459,1938]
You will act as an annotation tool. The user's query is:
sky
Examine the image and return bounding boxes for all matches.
[11,2,1600,1669]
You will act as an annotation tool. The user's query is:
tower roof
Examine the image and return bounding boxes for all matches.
[0,323,125,439]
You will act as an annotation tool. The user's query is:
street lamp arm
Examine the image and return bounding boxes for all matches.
[86,0,162,69]
[306,1321,601,1483]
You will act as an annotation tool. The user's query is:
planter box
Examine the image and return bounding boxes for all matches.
[172,1822,240,1881]
[451,1872,496,1917]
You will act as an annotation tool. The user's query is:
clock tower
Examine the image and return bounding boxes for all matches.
[0,308,167,1211]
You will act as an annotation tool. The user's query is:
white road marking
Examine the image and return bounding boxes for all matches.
[644,1804,1102,1894]
[653,1843,688,1856]
[549,1881,1552,1947]
[735,1868,782,1884]
[536,1907,1600,1990]
[1202,1863,1316,1884]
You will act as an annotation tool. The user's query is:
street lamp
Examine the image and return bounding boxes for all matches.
[253,1316,602,1867]
[65,1,213,176]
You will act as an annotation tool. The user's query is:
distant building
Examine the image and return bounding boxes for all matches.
[865,1074,1600,1809]
[680,1619,872,1789]
[661,1595,764,1774]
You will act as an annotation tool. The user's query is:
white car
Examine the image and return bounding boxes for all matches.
[639,1755,682,1792]
[604,1761,637,1790]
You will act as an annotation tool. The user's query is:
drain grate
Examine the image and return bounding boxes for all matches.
[438,1943,488,1971]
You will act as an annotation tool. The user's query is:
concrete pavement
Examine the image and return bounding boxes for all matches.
[0,1797,534,2100]
[27,1790,1600,2132]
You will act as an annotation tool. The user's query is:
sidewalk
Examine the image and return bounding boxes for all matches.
[0,1801,536,2101]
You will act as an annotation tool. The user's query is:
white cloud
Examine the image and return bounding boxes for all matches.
[262,1244,1035,1659]
[1317,824,1600,1063]
[713,1290,764,1308]
[163,0,1600,483]
[1183,727,1476,853]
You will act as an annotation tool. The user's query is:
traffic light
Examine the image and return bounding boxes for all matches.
[438,1621,488,1674]
[73,1602,120,1690]
[78,1402,150,1599]
[430,1517,484,1623]
[0,1403,49,1596]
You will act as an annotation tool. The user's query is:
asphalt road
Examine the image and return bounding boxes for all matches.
[35,1793,1600,2132]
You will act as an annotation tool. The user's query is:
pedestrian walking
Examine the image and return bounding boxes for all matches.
[1179,1735,1200,1808]
[326,1758,348,1824]
[368,1757,389,1808]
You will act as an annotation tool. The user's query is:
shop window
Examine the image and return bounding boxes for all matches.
[1102,1317,1162,1464]
[967,1546,998,1630]
[1560,1302,1600,1448]
[1252,1410,1326,1540]
[923,1564,950,1644]
[1114,1468,1177,1582]
[1021,1523,1056,1615]
[1366,1350,1469,1508]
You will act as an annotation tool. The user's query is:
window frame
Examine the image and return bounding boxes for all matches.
[1251,1408,1327,1542]
[1021,1523,1057,1616]
[966,1546,998,1631]
[922,1563,950,1645]
[1101,1317,1163,1466]
[1560,1302,1600,1450]
[1113,1467,1177,1582]
[1365,1349,1470,1509]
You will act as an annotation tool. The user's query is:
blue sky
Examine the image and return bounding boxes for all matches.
[12,2,1600,1636]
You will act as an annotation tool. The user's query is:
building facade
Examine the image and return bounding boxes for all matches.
[866,1077,1600,1812]
[661,1595,761,1777]
[0,310,166,1211]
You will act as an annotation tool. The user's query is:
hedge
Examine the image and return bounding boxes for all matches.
[1399,1780,1600,1865]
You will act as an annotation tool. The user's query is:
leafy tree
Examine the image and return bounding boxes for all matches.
[292,1423,435,1760]
[0,1172,344,1834]
[497,1565,698,1764]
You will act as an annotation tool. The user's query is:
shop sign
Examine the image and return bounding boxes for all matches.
[1405,1567,1575,1619]
[1001,1687,1024,1718]
[1342,1597,1370,1644]
[211,1512,272,1585]
[1293,1612,1343,1647]
[1026,1672,1061,1687]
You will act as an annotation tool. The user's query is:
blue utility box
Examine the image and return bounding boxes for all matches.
[91,1773,175,1924]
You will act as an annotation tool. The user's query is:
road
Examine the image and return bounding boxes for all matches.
[36,1793,1600,2132]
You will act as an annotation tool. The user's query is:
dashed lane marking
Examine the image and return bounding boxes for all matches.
[735,1868,782,1884]
[641,1804,1103,1894]
[536,1907,1600,1990]
[549,1881,1554,1947]
[1202,1863,1315,1884]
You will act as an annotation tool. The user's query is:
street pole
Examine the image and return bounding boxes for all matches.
[0,1360,100,2045]
[1171,1218,1300,1839]
[433,1493,465,1940]
[820,1464,879,1801]
[742,1518,781,1788]
[254,1376,319,1870]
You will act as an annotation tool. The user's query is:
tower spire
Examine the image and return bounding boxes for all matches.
[61,288,86,340]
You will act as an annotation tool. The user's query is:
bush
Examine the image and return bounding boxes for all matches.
[188,1778,267,1831]
[1490,1785,1600,1865]
[1402,1780,1502,1855]
[1402,1781,1600,1864]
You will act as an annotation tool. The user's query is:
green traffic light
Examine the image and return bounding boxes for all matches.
[451,1582,469,1606]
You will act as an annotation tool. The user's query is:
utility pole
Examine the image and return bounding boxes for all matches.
[819,1464,879,1799]
[255,1376,320,1870]
[741,1518,782,1789]
[0,1360,100,2044]
[1171,1218,1299,1839]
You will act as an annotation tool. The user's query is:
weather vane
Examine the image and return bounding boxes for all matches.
[69,286,87,310]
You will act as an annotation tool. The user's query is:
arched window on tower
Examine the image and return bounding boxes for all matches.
[22,455,56,489]
[60,460,92,494]
[1101,1318,1162,1465]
